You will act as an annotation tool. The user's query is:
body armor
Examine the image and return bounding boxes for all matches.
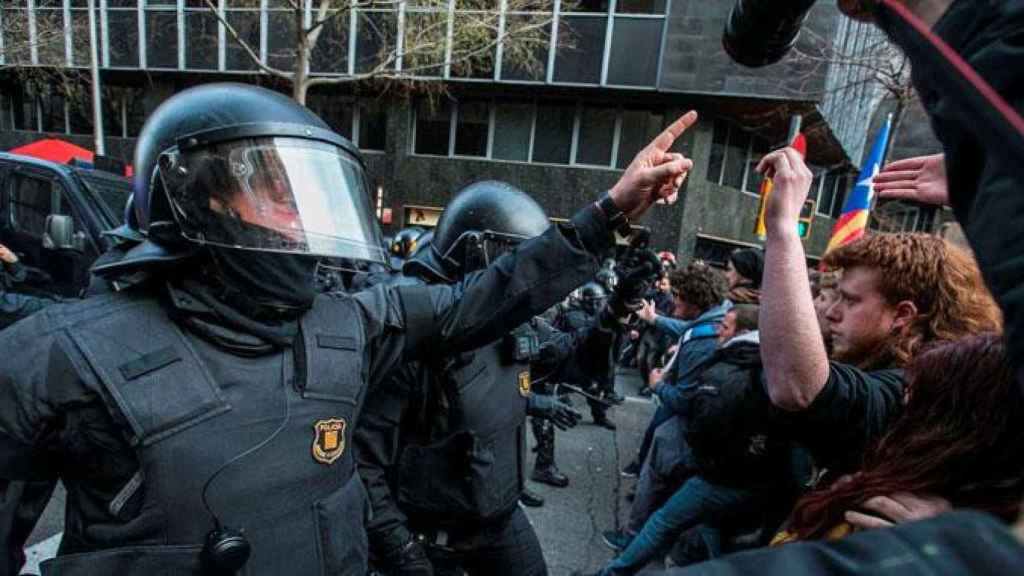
[396,339,530,527]
[42,293,371,575]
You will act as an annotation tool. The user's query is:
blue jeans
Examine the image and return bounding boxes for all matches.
[602,476,753,576]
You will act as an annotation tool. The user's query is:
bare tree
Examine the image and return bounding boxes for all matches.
[201,0,560,105]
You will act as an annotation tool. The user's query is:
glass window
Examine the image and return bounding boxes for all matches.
[307,93,354,139]
[70,8,101,67]
[359,99,387,151]
[615,0,666,14]
[402,10,447,77]
[744,137,769,194]
[499,14,549,82]
[706,119,727,184]
[356,10,396,74]
[451,13,496,79]
[2,9,32,64]
[454,100,489,157]
[553,16,605,84]
[11,88,37,131]
[607,18,661,86]
[831,175,849,219]
[9,173,56,237]
[107,9,140,68]
[185,10,218,70]
[820,171,839,216]
[564,0,609,13]
[492,102,532,162]
[414,99,451,156]
[267,10,297,71]
[532,103,574,164]
[617,109,661,169]
[67,94,93,134]
[39,92,65,133]
[576,106,615,166]
[722,129,750,190]
[225,10,260,71]
[34,8,67,66]
[146,9,179,68]
[125,93,147,137]
[310,10,349,74]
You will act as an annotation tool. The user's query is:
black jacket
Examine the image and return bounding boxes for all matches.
[0,206,614,575]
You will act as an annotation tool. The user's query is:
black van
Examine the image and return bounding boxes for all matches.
[0,152,131,298]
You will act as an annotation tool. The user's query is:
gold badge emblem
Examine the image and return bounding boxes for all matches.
[312,418,347,465]
[518,370,531,397]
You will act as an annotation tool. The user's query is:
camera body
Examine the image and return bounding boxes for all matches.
[722,0,819,67]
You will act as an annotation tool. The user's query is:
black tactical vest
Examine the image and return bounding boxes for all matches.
[395,338,531,526]
[43,294,372,576]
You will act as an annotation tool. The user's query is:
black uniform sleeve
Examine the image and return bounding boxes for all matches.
[770,363,905,473]
[354,363,421,557]
[356,204,613,386]
[665,511,1024,576]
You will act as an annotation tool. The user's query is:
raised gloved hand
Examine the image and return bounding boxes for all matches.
[381,539,434,576]
[527,394,583,430]
[609,248,661,318]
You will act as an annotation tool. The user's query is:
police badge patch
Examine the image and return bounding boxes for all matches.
[312,418,347,465]
[518,370,531,397]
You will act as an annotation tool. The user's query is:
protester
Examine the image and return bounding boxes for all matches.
[617,263,728,480]
[724,248,763,304]
[774,332,1022,543]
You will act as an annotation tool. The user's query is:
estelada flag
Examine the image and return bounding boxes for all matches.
[754,133,807,239]
[825,115,893,253]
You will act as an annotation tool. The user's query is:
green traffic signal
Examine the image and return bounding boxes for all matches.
[797,221,809,238]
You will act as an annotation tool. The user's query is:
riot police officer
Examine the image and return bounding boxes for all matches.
[0,84,696,576]
[555,281,620,430]
[355,182,588,576]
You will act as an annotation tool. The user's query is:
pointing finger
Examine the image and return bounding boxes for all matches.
[650,111,698,154]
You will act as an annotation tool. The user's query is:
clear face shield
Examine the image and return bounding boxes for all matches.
[157,136,387,263]
[438,230,528,274]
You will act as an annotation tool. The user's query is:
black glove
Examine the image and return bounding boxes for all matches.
[609,248,661,318]
[381,539,434,576]
[527,393,583,430]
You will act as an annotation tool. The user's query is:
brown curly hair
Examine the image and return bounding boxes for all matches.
[823,233,1001,367]
[669,262,728,313]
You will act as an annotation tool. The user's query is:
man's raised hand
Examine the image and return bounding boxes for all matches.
[874,154,949,207]
[609,111,697,219]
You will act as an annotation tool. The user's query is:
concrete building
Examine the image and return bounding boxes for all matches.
[0,0,942,263]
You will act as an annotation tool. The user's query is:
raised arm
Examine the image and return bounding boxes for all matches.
[756,147,831,410]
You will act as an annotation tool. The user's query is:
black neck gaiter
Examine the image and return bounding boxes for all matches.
[207,246,319,314]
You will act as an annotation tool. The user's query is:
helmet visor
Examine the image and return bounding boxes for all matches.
[159,137,386,263]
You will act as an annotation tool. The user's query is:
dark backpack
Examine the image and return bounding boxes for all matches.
[682,341,789,487]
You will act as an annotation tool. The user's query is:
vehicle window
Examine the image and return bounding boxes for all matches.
[8,172,60,237]
[77,173,131,225]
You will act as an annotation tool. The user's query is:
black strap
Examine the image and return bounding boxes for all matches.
[395,284,436,355]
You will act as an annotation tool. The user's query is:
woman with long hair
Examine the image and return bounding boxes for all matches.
[777,332,1024,542]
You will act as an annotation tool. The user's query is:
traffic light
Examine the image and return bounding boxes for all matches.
[798,199,815,238]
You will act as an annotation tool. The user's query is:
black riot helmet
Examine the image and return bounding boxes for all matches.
[97,83,386,275]
[578,281,608,315]
[406,181,550,282]
[390,226,427,259]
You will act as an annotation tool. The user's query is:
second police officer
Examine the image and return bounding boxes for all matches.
[0,83,696,576]
[355,181,606,575]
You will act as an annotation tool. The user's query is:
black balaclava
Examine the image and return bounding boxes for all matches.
[729,248,765,288]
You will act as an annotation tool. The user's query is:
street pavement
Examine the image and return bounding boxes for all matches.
[22,368,657,576]
[523,368,658,576]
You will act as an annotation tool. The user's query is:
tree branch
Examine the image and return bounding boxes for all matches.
[202,0,292,79]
